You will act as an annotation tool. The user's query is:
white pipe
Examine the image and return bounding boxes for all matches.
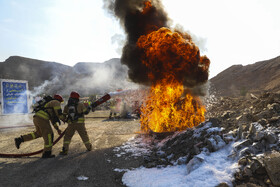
[108,90,132,97]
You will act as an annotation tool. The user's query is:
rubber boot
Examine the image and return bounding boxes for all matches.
[109,111,112,119]
[86,143,92,151]
[41,151,55,158]
[14,136,24,149]
[59,147,68,156]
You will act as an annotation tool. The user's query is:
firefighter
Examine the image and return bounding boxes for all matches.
[109,98,117,119]
[59,91,92,155]
[14,94,64,158]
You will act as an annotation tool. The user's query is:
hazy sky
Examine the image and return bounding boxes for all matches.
[0,0,279,78]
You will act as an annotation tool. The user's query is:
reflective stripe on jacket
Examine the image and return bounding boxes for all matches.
[35,100,62,121]
[35,110,50,120]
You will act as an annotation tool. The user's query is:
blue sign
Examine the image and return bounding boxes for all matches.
[1,80,29,114]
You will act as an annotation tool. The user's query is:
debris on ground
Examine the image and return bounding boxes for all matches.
[113,92,280,186]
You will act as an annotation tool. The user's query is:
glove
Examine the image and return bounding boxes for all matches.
[53,123,59,130]
[61,118,66,123]
[57,128,62,135]
[91,102,98,108]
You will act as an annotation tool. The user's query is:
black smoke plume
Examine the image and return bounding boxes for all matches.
[103,0,210,91]
[104,0,170,85]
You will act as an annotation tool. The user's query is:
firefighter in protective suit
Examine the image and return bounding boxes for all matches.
[14,94,64,158]
[59,91,92,155]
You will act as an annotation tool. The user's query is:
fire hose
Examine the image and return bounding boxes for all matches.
[0,130,66,158]
[90,93,111,110]
[90,91,131,110]
[0,93,114,158]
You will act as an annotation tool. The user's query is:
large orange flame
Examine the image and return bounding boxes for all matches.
[137,7,209,133]
[140,77,206,133]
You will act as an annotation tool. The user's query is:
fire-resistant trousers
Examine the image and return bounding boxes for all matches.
[63,123,92,151]
[22,116,54,153]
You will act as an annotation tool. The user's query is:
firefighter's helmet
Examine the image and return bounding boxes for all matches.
[70,91,80,99]
[53,94,64,102]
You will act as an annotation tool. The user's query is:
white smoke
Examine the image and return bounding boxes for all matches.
[31,77,60,97]
[111,33,125,55]
[0,114,33,128]
[173,24,208,53]
[25,59,141,100]
[108,87,148,117]
[0,58,142,128]
[66,60,140,96]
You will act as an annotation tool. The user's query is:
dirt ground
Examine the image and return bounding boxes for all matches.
[0,110,142,187]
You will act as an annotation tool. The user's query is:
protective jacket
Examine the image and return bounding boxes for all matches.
[35,100,64,125]
[61,101,92,152]
[21,100,64,153]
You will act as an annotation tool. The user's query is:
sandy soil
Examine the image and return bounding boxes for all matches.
[0,110,142,187]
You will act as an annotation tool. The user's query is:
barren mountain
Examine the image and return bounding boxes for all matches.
[2,55,280,97]
[210,56,280,97]
[0,56,73,89]
[0,56,130,95]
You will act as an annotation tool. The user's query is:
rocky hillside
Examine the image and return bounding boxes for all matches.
[210,56,280,97]
[0,56,133,96]
[0,56,73,89]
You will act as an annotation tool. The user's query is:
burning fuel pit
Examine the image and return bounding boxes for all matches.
[105,0,210,134]
[112,93,280,186]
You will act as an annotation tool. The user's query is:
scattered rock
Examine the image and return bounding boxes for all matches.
[265,132,278,144]
[127,92,280,186]
[216,182,230,187]
[263,151,280,186]
[238,157,247,166]
[222,111,232,119]
[234,140,252,151]
[236,183,263,187]
[206,92,280,186]
[250,94,258,100]
[186,156,204,174]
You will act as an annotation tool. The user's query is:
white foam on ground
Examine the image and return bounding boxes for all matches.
[122,142,239,187]
[113,136,153,157]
